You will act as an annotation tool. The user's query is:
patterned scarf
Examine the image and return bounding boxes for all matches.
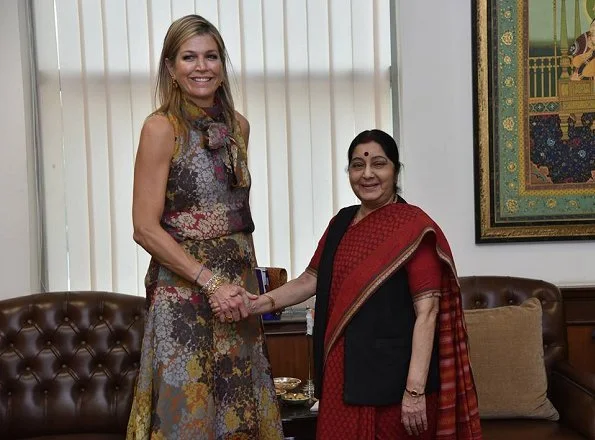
[180,97,249,188]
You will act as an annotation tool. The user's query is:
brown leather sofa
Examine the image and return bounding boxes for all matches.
[0,291,145,439]
[1,276,594,439]
[460,276,595,440]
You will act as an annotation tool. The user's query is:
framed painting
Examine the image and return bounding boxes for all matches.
[472,0,595,242]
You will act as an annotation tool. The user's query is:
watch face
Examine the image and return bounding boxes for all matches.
[407,388,422,397]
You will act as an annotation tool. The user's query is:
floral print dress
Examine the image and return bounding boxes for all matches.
[126,99,283,440]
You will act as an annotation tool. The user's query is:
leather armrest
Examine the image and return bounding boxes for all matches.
[549,360,595,439]
[257,267,288,290]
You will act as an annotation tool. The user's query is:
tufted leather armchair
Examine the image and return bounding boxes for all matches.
[0,291,146,440]
[460,276,595,440]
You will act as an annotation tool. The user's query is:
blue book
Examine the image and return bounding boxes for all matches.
[254,267,281,321]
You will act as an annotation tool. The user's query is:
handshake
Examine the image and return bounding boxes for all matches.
[208,283,269,323]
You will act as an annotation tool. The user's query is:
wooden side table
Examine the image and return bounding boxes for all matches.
[560,285,595,373]
[263,311,314,383]
[280,403,318,440]
[264,311,318,439]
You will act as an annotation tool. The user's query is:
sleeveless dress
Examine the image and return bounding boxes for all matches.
[126,98,283,440]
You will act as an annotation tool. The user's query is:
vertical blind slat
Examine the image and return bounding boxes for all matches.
[195,0,219,26]
[34,0,69,290]
[351,0,376,134]
[148,0,172,97]
[285,0,312,277]
[126,0,153,295]
[329,0,358,212]
[80,0,113,291]
[262,1,291,271]
[241,1,271,266]
[306,0,335,243]
[56,0,92,290]
[375,0,392,131]
[103,1,136,294]
[218,1,245,118]
[171,0,194,20]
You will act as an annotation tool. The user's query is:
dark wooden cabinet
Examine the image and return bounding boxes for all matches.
[263,316,317,440]
[561,286,595,373]
[263,316,313,383]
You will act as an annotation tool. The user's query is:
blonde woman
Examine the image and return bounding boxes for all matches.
[127,15,283,440]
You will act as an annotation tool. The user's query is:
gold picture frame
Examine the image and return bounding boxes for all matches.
[473,0,595,242]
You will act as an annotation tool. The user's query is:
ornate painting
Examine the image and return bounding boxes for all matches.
[473,0,595,242]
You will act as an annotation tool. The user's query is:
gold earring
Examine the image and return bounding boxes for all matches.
[172,76,178,88]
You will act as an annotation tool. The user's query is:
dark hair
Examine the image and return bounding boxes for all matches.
[347,129,401,176]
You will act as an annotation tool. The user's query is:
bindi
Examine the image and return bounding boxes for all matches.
[364,152,369,156]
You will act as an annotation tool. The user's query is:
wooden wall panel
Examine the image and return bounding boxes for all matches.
[561,286,595,373]
[263,320,314,385]
[265,334,313,383]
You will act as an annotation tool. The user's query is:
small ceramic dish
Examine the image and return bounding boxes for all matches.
[273,377,301,391]
[281,392,310,406]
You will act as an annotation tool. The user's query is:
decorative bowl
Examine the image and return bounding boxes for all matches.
[275,388,287,398]
[273,377,301,391]
[281,392,310,406]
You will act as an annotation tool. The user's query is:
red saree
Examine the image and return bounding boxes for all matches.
[308,202,482,440]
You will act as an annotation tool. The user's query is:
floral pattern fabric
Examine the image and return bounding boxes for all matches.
[126,100,283,440]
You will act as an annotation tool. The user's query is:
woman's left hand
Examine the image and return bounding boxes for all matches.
[401,393,427,436]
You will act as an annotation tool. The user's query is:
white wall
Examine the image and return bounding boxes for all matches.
[396,0,594,286]
[0,0,592,300]
[0,0,39,299]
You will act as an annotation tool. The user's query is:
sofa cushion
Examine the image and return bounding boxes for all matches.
[464,297,559,420]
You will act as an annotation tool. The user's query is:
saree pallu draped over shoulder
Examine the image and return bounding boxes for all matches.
[313,202,482,440]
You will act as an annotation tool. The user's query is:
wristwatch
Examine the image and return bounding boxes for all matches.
[405,388,425,398]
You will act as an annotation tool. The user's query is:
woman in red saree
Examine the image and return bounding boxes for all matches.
[248,130,482,439]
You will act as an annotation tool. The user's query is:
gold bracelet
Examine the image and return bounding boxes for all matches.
[262,293,276,311]
[405,388,425,398]
[201,274,226,297]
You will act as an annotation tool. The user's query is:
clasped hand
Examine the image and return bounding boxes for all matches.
[208,283,258,323]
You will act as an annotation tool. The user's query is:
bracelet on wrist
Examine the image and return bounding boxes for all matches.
[262,293,276,311]
[405,388,425,398]
[194,265,205,285]
[201,274,226,297]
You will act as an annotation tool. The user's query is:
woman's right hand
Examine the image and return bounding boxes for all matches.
[246,295,269,315]
[401,392,428,436]
[209,284,258,322]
